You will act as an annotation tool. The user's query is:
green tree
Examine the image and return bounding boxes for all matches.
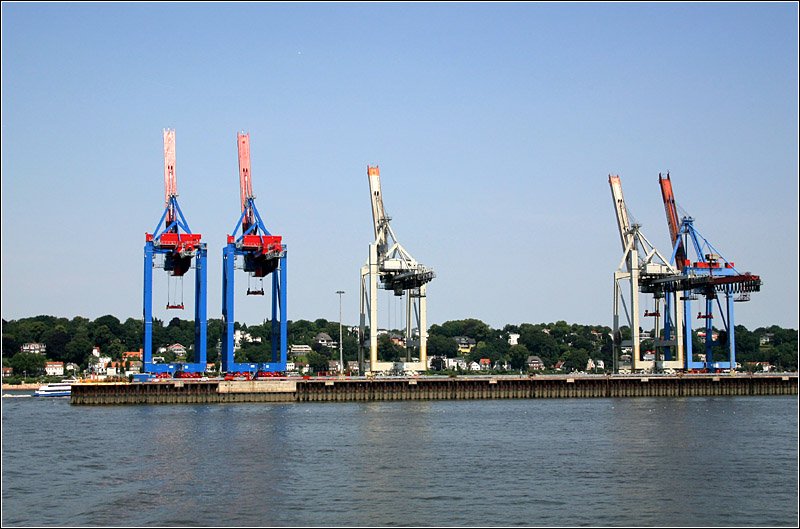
[519,326,559,367]
[65,334,93,365]
[562,349,590,373]
[9,352,46,376]
[42,326,71,361]
[507,344,530,371]
[3,334,20,357]
[427,334,459,358]
[469,341,501,364]
[306,351,329,373]
[378,334,403,362]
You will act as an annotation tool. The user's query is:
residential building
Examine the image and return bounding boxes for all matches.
[315,333,336,348]
[234,329,261,350]
[125,361,143,376]
[446,357,467,370]
[479,358,492,370]
[168,343,187,359]
[585,359,605,372]
[526,356,545,371]
[290,344,312,357]
[453,336,476,355]
[2,367,13,378]
[21,342,47,355]
[347,361,359,374]
[327,360,341,373]
[123,350,144,362]
[45,361,65,377]
[508,333,520,346]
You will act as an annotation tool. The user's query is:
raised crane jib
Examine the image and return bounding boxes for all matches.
[153,129,200,277]
[238,132,256,235]
[608,175,632,252]
[163,129,178,232]
[367,165,389,252]
[658,172,686,271]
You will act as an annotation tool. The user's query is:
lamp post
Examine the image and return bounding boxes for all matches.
[336,290,345,374]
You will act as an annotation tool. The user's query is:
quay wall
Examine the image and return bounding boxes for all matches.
[70,374,798,405]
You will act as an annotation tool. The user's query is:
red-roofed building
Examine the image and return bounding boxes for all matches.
[45,361,64,377]
[123,349,143,362]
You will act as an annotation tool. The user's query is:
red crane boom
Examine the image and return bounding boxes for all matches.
[238,132,256,235]
[658,172,686,271]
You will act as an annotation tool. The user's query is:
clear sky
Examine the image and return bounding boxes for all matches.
[2,2,798,331]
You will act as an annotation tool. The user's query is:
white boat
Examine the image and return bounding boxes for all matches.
[34,380,74,397]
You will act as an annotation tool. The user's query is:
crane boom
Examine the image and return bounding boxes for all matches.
[238,132,256,234]
[658,172,686,270]
[163,129,177,231]
[367,165,388,248]
[608,175,631,251]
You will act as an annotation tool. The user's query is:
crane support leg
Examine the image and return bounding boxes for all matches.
[369,243,379,371]
[630,249,641,371]
[727,291,736,369]
[193,245,207,368]
[221,244,235,373]
[143,242,154,365]
[419,284,428,369]
[280,251,287,366]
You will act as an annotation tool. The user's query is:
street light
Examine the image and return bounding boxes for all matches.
[336,290,345,374]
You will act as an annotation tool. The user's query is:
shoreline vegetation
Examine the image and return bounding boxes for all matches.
[3,315,798,379]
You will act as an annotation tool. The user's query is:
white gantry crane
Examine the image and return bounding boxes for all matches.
[609,175,684,373]
[359,165,435,374]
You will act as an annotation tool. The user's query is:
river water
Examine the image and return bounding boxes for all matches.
[1,394,797,527]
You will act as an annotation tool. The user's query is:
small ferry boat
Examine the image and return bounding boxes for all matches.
[34,380,74,397]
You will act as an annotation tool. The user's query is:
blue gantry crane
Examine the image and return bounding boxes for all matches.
[220,132,287,376]
[658,173,762,371]
[143,129,208,375]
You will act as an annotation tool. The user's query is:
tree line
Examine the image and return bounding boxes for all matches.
[1,314,797,374]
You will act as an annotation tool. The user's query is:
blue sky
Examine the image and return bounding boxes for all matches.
[2,2,798,331]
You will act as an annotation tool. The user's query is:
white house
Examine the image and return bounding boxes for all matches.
[168,343,187,359]
[21,343,47,355]
[234,329,261,350]
[527,356,545,371]
[446,357,467,370]
[45,361,64,377]
[508,333,520,346]
[290,344,312,357]
[315,333,336,348]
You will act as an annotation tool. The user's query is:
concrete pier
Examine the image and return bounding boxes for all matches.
[70,374,798,405]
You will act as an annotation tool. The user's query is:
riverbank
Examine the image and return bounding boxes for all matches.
[2,383,40,390]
